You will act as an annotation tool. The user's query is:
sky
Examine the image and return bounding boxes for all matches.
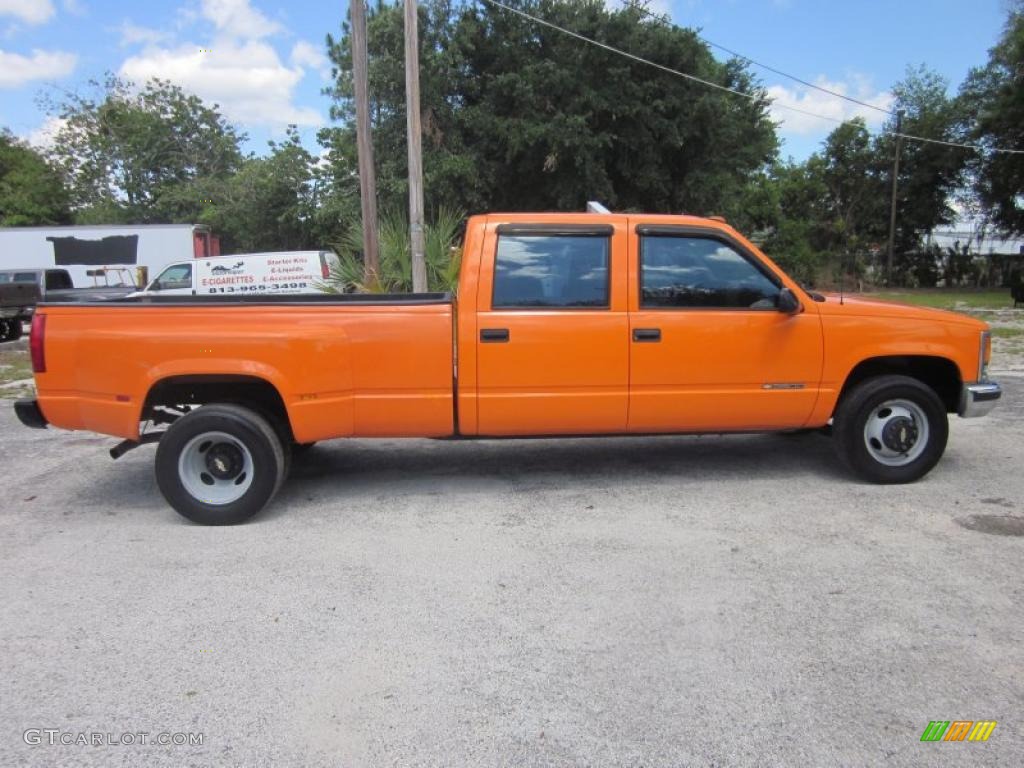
[0,0,1011,162]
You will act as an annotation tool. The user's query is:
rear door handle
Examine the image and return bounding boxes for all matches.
[632,328,661,342]
[480,328,510,343]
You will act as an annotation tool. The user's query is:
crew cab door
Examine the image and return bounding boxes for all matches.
[475,221,629,435]
[627,223,823,432]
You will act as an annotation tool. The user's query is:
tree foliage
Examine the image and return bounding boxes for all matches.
[45,75,245,224]
[961,3,1024,234]
[198,127,326,253]
[322,207,464,293]
[324,0,777,217]
[0,130,71,226]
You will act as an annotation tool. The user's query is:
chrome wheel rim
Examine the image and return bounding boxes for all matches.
[178,431,254,505]
[863,399,929,467]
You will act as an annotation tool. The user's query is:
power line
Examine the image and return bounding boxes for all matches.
[479,0,1024,156]
[619,0,894,116]
[477,0,844,125]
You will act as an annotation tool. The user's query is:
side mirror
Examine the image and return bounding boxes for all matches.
[149,280,162,292]
[777,287,802,314]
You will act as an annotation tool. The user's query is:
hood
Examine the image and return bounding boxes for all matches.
[815,293,987,329]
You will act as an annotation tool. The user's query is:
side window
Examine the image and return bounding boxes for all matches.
[493,235,609,309]
[153,264,193,290]
[640,236,780,309]
[46,271,72,290]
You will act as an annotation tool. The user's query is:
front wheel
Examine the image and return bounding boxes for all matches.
[155,404,286,524]
[833,374,949,484]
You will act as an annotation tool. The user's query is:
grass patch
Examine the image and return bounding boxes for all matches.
[867,289,1016,310]
[0,348,33,397]
[992,326,1024,338]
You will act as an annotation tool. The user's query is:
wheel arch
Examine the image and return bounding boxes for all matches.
[142,374,294,442]
[836,355,962,414]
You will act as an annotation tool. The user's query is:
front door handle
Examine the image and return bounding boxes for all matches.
[633,328,661,342]
[480,328,510,343]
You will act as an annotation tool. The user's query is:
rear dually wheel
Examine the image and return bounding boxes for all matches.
[155,404,286,524]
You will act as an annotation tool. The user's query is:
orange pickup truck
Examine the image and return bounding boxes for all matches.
[15,212,1001,524]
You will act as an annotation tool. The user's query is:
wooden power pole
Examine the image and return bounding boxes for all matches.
[886,109,904,288]
[404,0,428,293]
[351,0,379,286]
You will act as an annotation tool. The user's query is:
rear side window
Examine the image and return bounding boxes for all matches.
[493,235,609,309]
[45,271,72,290]
[640,236,780,309]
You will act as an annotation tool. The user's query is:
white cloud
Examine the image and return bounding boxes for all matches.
[120,39,323,128]
[0,48,76,88]
[290,40,330,82]
[116,0,325,130]
[200,0,280,39]
[26,115,66,149]
[766,75,893,136]
[62,0,86,16]
[0,0,55,25]
[119,21,170,47]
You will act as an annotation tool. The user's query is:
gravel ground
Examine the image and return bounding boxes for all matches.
[0,353,1022,766]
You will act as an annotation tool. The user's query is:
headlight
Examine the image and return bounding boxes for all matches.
[979,330,992,382]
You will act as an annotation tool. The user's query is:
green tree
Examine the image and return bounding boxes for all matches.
[199,127,324,252]
[761,121,887,286]
[960,2,1024,234]
[879,66,967,258]
[324,0,777,216]
[0,130,71,226]
[44,75,245,223]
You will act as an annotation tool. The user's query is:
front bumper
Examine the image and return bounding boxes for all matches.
[959,381,1002,418]
[14,398,48,429]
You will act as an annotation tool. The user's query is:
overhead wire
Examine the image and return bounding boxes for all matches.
[479,0,1024,155]
[619,0,895,116]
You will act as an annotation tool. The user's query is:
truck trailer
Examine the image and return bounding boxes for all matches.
[0,224,219,288]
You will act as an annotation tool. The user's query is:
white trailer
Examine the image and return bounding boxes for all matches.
[0,224,219,288]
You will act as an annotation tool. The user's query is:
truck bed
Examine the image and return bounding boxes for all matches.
[33,294,455,443]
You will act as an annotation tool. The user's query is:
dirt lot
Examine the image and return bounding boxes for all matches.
[0,309,1022,767]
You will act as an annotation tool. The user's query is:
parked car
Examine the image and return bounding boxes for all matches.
[15,210,1001,524]
[132,251,342,297]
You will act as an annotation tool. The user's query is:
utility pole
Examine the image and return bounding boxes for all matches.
[886,109,904,287]
[351,0,379,286]
[404,0,427,293]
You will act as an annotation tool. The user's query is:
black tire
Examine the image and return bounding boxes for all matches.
[155,404,286,525]
[0,319,14,342]
[833,374,948,484]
